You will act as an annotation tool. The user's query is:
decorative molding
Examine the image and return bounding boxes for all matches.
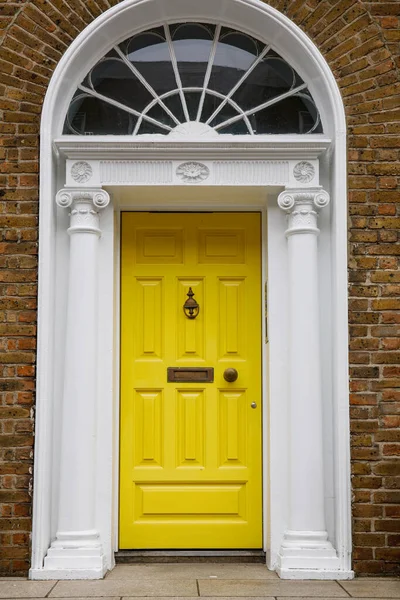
[278,187,330,236]
[213,161,288,185]
[56,188,110,236]
[293,161,315,183]
[56,188,110,209]
[54,137,332,162]
[71,161,93,183]
[314,189,330,209]
[101,161,173,184]
[95,159,294,186]
[176,161,210,183]
[168,122,218,138]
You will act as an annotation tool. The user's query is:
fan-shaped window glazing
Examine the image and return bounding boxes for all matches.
[64,23,323,136]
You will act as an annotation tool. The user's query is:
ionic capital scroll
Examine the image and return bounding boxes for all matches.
[277,187,330,237]
[56,188,110,236]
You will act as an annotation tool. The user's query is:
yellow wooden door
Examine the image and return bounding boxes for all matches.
[120,212,262,549]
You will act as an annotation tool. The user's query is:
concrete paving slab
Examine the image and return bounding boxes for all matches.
[50,579,198,597]
[107,564,278,580]
[122,597,275,600]
[341,579,400,598]
[198,579,348,596]
[0,581,56,598]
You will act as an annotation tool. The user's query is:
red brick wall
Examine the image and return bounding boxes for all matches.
[0,0,399,577]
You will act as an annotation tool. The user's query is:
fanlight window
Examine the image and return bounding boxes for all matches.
[64,23,323,136]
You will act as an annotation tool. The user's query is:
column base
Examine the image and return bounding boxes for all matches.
[276,567,354,580]
[277,530,341,576]
[37,530,107,579]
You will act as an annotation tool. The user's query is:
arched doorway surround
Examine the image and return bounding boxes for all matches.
[31,0,352,581]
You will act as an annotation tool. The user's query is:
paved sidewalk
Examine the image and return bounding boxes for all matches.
[1,565,399,599]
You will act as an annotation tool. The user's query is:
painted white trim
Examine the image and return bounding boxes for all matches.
[55,136,332,160]
[32,0,352,581]
[112,209,121,557]
[63,156,321,188]
[108,203,271,566]
[261,206,269,556]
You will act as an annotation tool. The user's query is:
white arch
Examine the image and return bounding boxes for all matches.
[33,0,351,580]
[43,0,345,137]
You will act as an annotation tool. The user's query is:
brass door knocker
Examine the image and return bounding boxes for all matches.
[183,287,200,319]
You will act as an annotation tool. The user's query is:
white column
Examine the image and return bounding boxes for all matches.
[43,188,110,579]
[277,187,340,578]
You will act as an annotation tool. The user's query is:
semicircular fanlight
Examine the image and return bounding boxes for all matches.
[63,23,323,136]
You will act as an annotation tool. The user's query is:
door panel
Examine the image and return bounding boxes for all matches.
[120,212,262,549]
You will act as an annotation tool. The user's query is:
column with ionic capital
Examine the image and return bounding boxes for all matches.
[44,189,110,578]
[277,187,339,576]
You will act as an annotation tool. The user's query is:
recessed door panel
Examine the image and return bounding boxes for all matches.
[120,212,262,549]
[136,229,184,264]
[135,278,163,360]
[218,390,247,468]
[177,389,205,467]
[219,278,245,358]
[177,279,204,361]
[198,229,246,263]
[133,390,163,468]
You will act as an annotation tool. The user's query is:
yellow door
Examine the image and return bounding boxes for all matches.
[120,212,262,549]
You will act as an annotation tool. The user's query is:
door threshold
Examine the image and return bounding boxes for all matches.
[115,550,266,563]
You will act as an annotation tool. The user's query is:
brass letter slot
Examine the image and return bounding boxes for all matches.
[167,367,214,383]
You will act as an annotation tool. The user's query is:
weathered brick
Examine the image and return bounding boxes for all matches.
[382,444,400,456]
[352,476,382,489]
[375,520,400,532]
[385,505,400,517]
[374,491,400,504]
[353,504,382,517]
[353,533,386,547]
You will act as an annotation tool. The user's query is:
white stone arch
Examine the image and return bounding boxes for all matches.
[32,0,352,581]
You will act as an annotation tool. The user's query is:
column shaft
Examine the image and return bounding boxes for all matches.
[43,189,109,578]
[58,231,98,533]
[277,188,339,577]
[287,231,325,532]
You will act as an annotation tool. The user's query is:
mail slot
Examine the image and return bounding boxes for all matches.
[167,367,214,383]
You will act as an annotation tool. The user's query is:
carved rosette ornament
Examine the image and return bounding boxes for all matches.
[71,161,93,183]
[56,188,110,236]
[176,161,210,183]
[278,187,330,236]
[293,161,315,183]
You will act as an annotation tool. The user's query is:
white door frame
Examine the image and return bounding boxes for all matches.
[31,0,352,581]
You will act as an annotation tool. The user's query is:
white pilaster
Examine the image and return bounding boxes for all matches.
[276,187,340,578]
[43,189,110,579]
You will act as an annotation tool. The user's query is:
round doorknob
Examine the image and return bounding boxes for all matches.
[224,368,238,382]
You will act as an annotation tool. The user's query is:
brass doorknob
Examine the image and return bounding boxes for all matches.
[224,368,238,382]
